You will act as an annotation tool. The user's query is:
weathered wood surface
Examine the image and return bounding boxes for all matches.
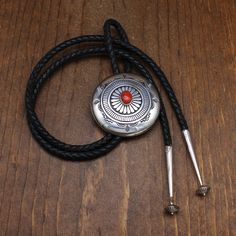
[0,0,235,235]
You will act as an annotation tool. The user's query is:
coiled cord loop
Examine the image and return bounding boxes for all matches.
[25,19,188,161]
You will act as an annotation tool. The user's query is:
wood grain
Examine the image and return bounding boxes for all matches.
[0,0,235,235]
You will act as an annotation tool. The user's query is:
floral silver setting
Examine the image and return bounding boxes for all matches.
[91,73,160,137]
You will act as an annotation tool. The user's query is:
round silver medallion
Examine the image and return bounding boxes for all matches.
[91,73,160,137]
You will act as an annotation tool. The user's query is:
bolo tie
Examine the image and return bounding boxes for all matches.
[25,19,210,215]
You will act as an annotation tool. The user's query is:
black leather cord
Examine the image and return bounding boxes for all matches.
[25,19,188,161]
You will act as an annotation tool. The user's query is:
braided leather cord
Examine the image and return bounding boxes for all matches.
[25,19,188,161]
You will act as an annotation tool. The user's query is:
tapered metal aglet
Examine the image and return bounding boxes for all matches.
[182,130,210,194]
[165,146,179,215]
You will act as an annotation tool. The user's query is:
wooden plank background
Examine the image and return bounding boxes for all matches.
[0,0,235,235]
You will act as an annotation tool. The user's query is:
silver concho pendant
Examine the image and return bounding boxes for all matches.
[91,73,160,137]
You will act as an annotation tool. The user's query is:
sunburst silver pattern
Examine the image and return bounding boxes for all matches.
[110,86,142,115]
[91,73,160,137]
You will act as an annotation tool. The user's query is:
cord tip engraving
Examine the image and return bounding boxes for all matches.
[165,202,179,215]
[196,185,210,196]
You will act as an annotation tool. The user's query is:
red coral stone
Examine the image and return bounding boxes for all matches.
[120,90,132,104]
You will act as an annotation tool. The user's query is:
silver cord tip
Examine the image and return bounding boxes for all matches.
[196,185,210,196]
[165,201,179,215]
